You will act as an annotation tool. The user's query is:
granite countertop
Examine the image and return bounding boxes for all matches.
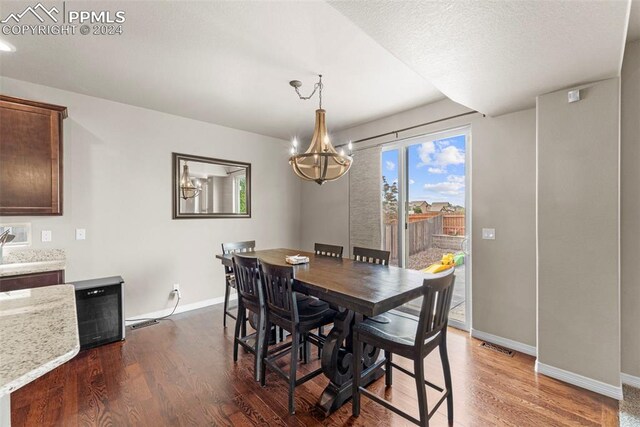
[0,284,79,396]
[0,249,66,277]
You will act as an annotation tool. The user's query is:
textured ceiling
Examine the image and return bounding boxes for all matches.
[330,0,631,116]
[0,1,442,140]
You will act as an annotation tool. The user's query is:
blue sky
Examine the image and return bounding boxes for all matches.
[382,134,466,207]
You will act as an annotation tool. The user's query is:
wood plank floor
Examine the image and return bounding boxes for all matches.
[12,304,618,426]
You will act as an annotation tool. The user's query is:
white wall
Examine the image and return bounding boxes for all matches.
[0,76,301,317]
[622,40,640,378]
[300,98,538,348]
[537,77,620,388]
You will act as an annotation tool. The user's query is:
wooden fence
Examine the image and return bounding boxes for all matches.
[383,215,444,260]
[383,214,465,261]
[442,214,465,236]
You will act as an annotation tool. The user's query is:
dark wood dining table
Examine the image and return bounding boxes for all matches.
[216,248,428,416]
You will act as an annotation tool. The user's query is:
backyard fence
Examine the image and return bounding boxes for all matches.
[383,213,466,261]
[442,214,465,236]
[384,215,444,259]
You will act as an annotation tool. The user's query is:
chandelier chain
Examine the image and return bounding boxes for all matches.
[293,75,323,109]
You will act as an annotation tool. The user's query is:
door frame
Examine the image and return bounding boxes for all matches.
[380,125,472,331]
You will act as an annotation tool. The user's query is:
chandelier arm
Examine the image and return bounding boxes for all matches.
[291,160,316,182]
[321,154,329,180]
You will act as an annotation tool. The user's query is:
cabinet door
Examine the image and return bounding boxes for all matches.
[0,96,66,215]
[0,270,65,292]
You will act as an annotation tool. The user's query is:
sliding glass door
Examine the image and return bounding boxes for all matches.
[381,127,471,330]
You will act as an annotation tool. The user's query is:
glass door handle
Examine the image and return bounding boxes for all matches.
[462,237,470,255]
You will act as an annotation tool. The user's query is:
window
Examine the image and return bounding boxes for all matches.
[0,223,31,247]
[234,175,247,214]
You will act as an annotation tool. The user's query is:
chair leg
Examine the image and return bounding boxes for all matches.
[303,333,310,364]
[254,309,266,383]
[414,357,429,427]
[384,350,393,386]
[318,326,324,358]
[260,319,270,387]
[223,281,231,328]
[240,308,247,338]
[440,340,454,424]
[352,333,362,417]
[233,302,244,362]
[289,330,299,414]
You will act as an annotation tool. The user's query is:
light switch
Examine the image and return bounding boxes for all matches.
[41,230,52,242]
[568,89,581,103]
[482,228,496,240]
[75,228,86,240]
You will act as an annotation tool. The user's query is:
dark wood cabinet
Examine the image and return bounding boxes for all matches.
[0,270,65,292]
[0,95,67,215]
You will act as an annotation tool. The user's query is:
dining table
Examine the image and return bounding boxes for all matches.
[216,247,428,416]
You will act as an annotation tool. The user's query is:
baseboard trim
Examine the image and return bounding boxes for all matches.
[535,361,623,400]
[125,294,237,325]
[621,372,640,388]
[470,329,536,356]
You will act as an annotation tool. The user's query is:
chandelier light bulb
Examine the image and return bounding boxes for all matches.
[348,141,353,151]
[292,137,298,147]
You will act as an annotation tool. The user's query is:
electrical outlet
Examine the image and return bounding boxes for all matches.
[41,230,52,242]
[172,284,181,298]
[75,228,86,240]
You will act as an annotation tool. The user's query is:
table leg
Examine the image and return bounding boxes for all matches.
[317,309,384,416]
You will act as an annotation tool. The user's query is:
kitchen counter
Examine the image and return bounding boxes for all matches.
[0,260,66,278]
[0,249,66,278]
[0,284,79,396]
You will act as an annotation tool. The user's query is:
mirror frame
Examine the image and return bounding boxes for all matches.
[172,152,252,219]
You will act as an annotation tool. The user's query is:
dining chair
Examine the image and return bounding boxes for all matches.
[231,254,266,381]
[353,246,391,265]
[314,243,344,258]
[221,240,256,328]
[258,259,337,414]
[352,268,456,427]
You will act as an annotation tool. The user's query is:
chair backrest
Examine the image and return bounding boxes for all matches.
[416,268,456,346]
[258,259,298,323]
[353,246,391,266]
[222,240,256,273]
[232,254,262,309]
[314,243,344,258]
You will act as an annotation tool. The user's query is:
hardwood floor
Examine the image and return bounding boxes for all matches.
[12,304,618,426]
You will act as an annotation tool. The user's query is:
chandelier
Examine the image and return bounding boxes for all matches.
[179,162,201,200]
[289,75,353,185]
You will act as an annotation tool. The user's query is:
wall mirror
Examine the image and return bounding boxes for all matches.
[172,153,251,219]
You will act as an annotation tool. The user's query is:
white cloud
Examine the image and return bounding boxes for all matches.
[417,141,465,171]
[409,179,415,185]
[423,174,465,196]
[434,146,465,167]
[424,182,464,195]
[417,141,435,167]
[385,160,396,171]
